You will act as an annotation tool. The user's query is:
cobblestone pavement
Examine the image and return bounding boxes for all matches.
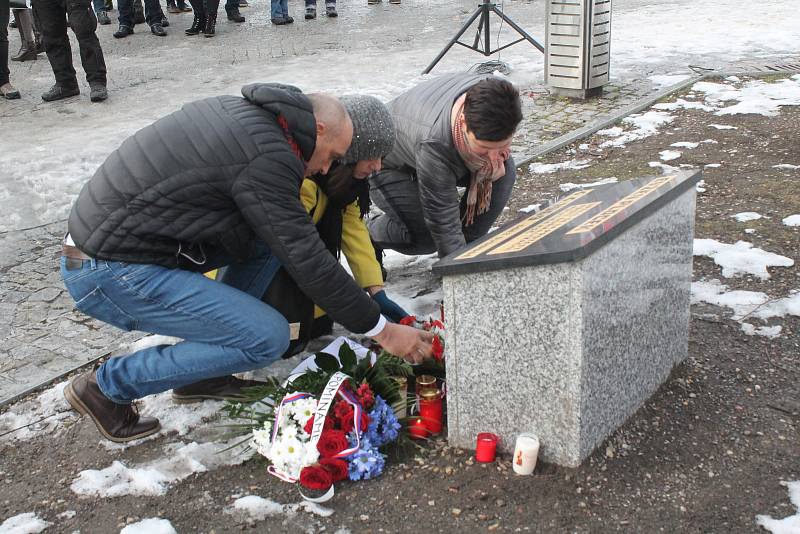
[1,0,797,404]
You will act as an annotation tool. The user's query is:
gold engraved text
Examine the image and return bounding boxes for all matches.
[566,175,675,235]
[488,202,601,254]
[455,190,592,260]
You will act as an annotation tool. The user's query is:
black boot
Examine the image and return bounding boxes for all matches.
[41,84,80,102]
[203,11,217,36]
[226,6,244,21]
[185,13,205,34]
[113,24,134,37]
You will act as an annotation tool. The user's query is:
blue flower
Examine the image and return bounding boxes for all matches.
[348,444,386,480]
[365,396,402,448]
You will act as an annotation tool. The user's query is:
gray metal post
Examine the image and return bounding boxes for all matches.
[545,0,611,99]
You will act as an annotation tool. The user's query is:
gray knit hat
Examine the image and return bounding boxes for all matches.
[341,95,395,164]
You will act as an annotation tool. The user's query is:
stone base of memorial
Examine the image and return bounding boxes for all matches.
[434,171,701,467]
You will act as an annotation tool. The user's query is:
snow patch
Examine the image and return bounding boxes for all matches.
[230,496,285,521]
[659,150,682,161]
[599,111,674,148]
[71,440,253,497]
[692,280,800,322]
[0,513,51,534]
[693,77,800,116]
[705,163,722,168]
[696,180,707,193]
[56,511,76,520]
[119,519,177,534]
[756,480,800,534]
[519,203,541,214]
[0,381,76,443]
[732,212,762,222]
[652,99,716,112]
[559,177,618,192]
[528,159,591,174]
[783,215,800,227]
[670,141,700,149]
[708,124,737,130]
[740,323,782,338]
[773,164,800,170]
[649,161,681,174]
[701,139,719,144]
[693,239,794,279]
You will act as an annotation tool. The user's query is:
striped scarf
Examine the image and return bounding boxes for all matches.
[450,94,510,226]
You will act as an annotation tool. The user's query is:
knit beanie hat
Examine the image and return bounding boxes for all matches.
[341,95,395,164]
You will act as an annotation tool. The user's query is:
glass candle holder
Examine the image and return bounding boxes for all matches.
[475,433,498,463]
[415,374,436,394]
[408,417,429,440]
[418,388,443,434]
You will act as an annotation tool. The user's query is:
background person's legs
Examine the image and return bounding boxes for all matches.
[369,169,437,255]
[66,0,107,86]
[0,0,9,87]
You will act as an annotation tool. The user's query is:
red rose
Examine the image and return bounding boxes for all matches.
[334,399,353,426]
[399,315,417,326]
[320,458,349,482]
[432,336,444,361]
[303,415,333,436]
[299,465,333,491]
[317,429,349,458]
[356,383,375,410]
[340,410,370,434]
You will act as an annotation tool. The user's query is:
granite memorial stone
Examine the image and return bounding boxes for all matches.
[434,171,701,467]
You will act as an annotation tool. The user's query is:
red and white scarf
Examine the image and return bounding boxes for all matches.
[450,94,510,226]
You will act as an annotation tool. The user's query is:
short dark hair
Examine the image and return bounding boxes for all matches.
[463,78,522,142]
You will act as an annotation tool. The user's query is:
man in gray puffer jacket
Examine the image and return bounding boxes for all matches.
[368,74,522,259]
[61,83,434,443]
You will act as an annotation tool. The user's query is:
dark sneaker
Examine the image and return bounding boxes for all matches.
[226,7,244,21]
[270,16,288,24]
[64,371,161,443]
[285,15,293,23]
[113,24,134,38]
[159,15,170,26]
[96,9,112,24]
[172,376,267,403]
[325,2,337,16]
[41,84,80,102]
[89,83,108,102]
[150,22,167,35]
[304,5,315,18]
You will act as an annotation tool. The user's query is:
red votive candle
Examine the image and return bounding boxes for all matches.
[419,388,443,434]
[475,433,498,462]
[408,418,429,440]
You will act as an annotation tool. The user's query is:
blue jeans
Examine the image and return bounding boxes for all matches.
[270,0,287,18]
[91,0,105,13]
[60,243,288,403]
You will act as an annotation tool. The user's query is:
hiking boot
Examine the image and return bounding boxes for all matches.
[185,13,206,34]
[65,371,161,443]
[284,15,293,23]
[11,43,37,62]
[325,2,337,16]
[113,24,134,37]
[270,15,288,24]
[41,84,80,102]
[89,83,108,102]
[226,7,244,21]
[304,5,315,18]
[150,22,167,35]
[159,15,170,26]
[96,9,112,24]
[172,376,266,403]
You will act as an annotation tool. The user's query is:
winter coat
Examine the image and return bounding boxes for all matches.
[67,83,381,334]
[377,73,516,258]
[300,178,384,318]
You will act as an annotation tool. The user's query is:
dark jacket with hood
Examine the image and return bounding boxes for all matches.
[378,73,516,258]
[67,83,381,334]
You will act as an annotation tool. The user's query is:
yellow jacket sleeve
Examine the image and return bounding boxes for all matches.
[341,201,384,289]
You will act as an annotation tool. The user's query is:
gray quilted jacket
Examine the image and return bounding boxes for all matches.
[378,73,516,257]
[67,83,381,334]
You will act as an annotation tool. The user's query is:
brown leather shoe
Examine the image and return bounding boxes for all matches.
[172,375,266,403]
[65,371,161,443]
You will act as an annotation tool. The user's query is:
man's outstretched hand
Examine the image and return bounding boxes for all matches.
[372,322,434,364]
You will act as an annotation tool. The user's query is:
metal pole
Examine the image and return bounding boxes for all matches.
[423,7,485,74]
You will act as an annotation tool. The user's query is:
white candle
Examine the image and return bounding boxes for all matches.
[512,433,540,475]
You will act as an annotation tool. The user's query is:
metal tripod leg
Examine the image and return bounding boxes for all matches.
[422,6,484,74]
[492,6,544,52]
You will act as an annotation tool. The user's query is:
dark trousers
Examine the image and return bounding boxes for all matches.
[368,161,516,255]
[186,0,219,18]
[1,0,10,86]
[117,0,160,26]
[33,0,107,87]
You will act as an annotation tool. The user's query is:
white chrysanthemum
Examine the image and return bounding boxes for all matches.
[282,423,301,441]
[291,398,317,426]
[303,447,320,466]
[281,436,305,465]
